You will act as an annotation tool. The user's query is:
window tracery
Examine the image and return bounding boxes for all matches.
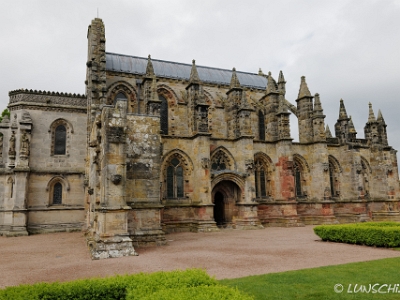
[166,157,184,198]
[254,159,269,198]
[211,150,232,171]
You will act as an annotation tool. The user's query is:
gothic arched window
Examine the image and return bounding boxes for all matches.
[53,182,63,205]
[54,125,67,155]
[258,111,265,141]
[166,157,184,198]
[255,159,268,198]
[294,161,303,197]
[328,156,341,198]
[329,162,336,197]
[159,95,168,134]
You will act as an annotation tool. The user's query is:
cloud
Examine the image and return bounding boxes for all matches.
[0,0,399,151]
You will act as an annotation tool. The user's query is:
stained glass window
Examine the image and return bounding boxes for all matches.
[53,182,62,205]
[258,111,265,141]
[160,95,168,134]
[255,159,268,198]
[176,166,184,198]
[167,166,174,198]
[54,125,66,155]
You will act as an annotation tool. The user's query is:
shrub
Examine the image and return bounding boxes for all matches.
[125,269,218,299]
[130,285,254,300]
[0,269,244,300]
[314,222,400,247]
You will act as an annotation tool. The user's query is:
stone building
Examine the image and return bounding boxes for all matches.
[0,18,399,259]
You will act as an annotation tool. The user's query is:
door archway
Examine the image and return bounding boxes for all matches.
[212,180,241,227]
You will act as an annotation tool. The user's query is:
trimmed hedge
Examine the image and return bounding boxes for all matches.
[314,222,400,247]
[130,285,254,300]
[0,269,253,300]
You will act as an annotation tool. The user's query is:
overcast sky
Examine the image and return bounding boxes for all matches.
[1,0,399,151]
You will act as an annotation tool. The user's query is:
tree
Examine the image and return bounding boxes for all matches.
[0,108,10,123]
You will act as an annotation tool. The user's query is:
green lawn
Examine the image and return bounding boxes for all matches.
[220,257,400,300]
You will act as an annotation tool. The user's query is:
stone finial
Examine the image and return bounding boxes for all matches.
[150,76,158,101]
[348,116,357,134]
[368,102,376,123]
[277,91,289,114]
[230,67,241,89]
[325,125,333,138]
[338,99,348,120]
[145,54,155,76]
[297,76,312,99]
[278,70,286,94]
[266,72,277,94]
[377,109,385,123]
[189,59,201,83]
[313,93,324,117]
[278,70,286,84]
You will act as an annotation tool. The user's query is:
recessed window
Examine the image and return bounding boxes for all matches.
[53,182,63,205]
[294,161,303,197]
[166,157,184,198]
[258,111,265,141]
[54,125,66,155]
[159,95,168,134]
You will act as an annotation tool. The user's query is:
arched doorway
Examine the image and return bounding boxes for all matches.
[214,192,225,226]
[212,180,241,228]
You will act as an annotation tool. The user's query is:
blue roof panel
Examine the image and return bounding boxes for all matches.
[105,52,267,90]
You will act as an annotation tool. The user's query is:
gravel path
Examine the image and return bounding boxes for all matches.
[1,226,399,288]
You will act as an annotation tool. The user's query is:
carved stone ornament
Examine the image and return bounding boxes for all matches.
[111,174,122,185]
[245,159,254,175]
[322,162,329,172]
[88,188,94,195]
[20,131,30,158]
[8,131,16,158]
[354,163,362,174]
[201,157,210,169]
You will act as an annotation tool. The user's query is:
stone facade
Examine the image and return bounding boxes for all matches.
[1,18,399,259]
[0,90,86,236]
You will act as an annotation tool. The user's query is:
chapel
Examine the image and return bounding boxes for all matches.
[0,18,399,259]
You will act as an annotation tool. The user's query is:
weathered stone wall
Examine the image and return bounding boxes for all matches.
[0,91,86,236]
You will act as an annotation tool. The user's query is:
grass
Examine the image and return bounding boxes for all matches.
[220,257,400,300]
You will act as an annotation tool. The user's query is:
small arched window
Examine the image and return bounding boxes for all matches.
[258,111,265,141]
[54,125,66,155]
[53,182,63,205]
[166,157,184,198]
[159,95,168,134]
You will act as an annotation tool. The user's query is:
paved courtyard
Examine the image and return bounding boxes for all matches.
[1,226,399,288]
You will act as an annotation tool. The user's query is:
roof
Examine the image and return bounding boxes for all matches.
[105,52,268,90]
